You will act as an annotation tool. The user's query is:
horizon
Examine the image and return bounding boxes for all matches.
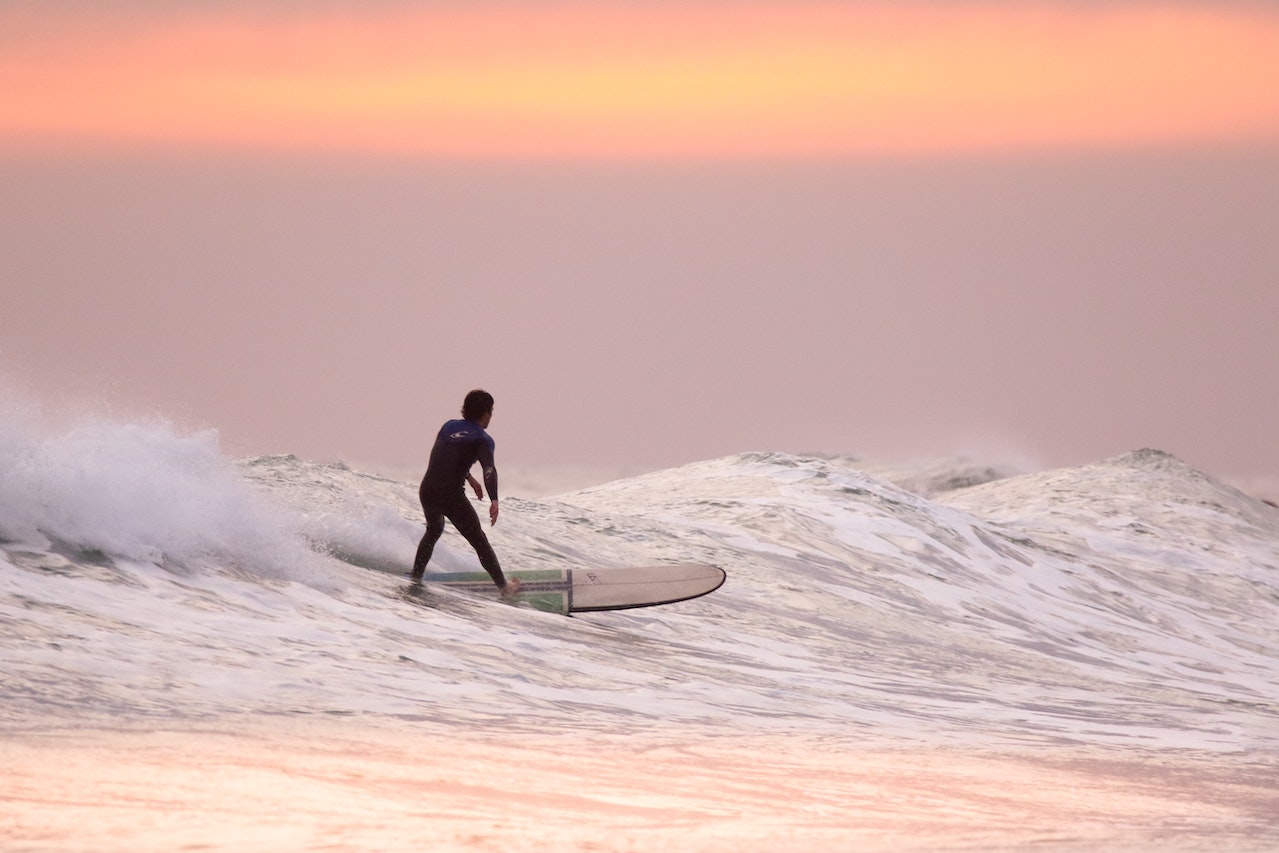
[2,1,1277,484]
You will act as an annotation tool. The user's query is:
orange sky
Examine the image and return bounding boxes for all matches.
[3,3,1279,159]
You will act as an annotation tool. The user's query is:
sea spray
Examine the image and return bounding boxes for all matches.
[0,401,314,580]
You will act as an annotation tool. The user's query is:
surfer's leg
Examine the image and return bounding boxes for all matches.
[411,509,446,579]
[444,495,507,589]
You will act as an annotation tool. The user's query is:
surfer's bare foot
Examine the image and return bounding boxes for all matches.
[500,578,522,598]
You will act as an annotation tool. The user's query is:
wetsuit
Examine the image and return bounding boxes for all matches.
[411,418,505,586]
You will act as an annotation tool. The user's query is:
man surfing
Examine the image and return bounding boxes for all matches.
[411,389,521,598]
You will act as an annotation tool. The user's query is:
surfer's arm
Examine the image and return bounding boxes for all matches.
[476,440,499,503]
[467,472,484,500]
[476,435,499,525]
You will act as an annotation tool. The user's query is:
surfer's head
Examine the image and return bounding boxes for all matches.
[462,389,494,422]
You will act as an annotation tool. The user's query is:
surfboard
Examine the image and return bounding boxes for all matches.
[425,563,726,615]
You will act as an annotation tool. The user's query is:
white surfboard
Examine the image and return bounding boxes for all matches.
[426,563,726,615]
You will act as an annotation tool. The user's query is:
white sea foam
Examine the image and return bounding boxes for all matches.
[2,406,1276,752]
[0,399,315,579]
[4,407,1279,848]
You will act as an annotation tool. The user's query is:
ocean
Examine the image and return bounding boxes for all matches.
[2,411,1277,851]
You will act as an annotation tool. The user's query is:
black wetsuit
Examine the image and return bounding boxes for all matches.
[411,418,505,586]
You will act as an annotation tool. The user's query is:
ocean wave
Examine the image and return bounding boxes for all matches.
[2,413,1277,753]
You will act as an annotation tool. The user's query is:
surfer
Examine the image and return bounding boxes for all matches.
[411,390,522,598]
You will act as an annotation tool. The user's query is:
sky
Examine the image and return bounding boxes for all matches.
[2,1,1278,486]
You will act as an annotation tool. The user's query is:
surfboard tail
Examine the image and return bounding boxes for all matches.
[429,569,572,615]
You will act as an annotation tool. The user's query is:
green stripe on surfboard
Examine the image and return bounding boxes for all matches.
[425,568,572,615]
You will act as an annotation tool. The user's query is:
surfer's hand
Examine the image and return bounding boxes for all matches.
[468,474,484,500]
[489,499,499,526]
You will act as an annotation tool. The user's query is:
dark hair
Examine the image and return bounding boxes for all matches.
[461,389,494,420]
